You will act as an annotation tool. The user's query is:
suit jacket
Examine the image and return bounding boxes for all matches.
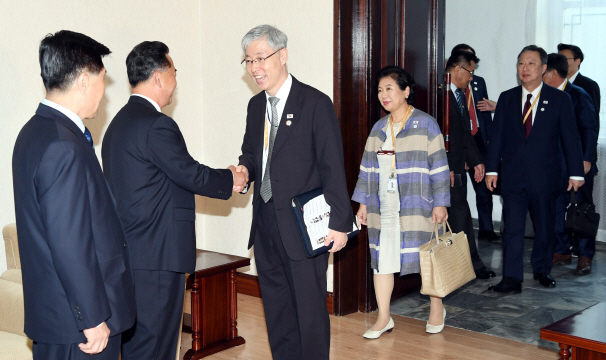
[573,73,601,133]
[447,90,482,179]
[470,75,493,149]
[564,82,598,176]
[486,84,584,193]
[102,96,233,274]
[12,104,136,344]
[238,76,353,261]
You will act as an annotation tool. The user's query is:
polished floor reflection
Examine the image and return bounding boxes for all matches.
[391,232,606,350]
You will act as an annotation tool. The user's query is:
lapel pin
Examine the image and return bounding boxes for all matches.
[474,87,478,91]
[541,108,545,111]
[474,81,477,84]
[286,120,292,126]
[413,125,418,128]
[543,100,548,104]
[413,120,418,124]
[287,114,293,119]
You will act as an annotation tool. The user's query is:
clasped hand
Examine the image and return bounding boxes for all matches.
[229,165,249,192]
[79,322,110,354]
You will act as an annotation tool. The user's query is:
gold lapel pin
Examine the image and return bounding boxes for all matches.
[286,120,292,126]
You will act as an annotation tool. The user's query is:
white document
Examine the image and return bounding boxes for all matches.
[302,194,332,251]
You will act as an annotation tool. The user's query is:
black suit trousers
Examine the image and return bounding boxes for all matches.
[121,269,185,360]
[254,201,330,360]
[502,187,558,280]
[448,182,485,270]
[33,334,120,360]
[555,174,596,258]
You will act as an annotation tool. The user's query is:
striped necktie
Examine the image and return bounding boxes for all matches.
[260,97,280,203]
[455,89,466,116]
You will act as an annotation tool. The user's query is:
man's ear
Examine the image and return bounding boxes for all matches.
[77,72,90,95]
[154,71,162,88]
[280,48,288,65]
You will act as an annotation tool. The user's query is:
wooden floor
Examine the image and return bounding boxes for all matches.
[180,294,558,360]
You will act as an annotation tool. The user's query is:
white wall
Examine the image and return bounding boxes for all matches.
[445,0,538,221]
[0,0,335,290]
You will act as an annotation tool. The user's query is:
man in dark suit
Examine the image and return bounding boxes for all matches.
[451,44,500,241]
[543,53,598,275]
[12,30,136,359]
[102,42,245,360]
[444,50,495,280]
[485,45,585,293]
[235,25,352,360]
[558,43,601,134]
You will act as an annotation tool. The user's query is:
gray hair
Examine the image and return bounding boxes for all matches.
[241,25,288,53]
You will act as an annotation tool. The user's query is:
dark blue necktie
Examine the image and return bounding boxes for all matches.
[455,89,466,115]
[84,127,94,149]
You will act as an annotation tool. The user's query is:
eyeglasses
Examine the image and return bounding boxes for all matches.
[241,48,284,68]
[460,65,474,76]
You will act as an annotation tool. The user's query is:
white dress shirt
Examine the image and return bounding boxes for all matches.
[41,99,85,133]
[569,70,580,84]
[262,74,293,176]
[557,79,568,91]
[132,93,161,112]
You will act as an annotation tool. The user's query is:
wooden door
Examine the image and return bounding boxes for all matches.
[333,0,446,316]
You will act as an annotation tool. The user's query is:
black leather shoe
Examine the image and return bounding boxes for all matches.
[488,277,522,294]
[533,272,556,288]
[478,231,500,241]
[475,266,496,279]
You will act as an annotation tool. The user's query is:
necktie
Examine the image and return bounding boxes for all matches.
[465,87,479,136]
[260,97,280,203]
[523,94,533,137]
[84,127,94,148]
[455,89,466,116]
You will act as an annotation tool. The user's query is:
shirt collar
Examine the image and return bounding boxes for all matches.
[522,82,543,99]
[41,99,85,133]
[265,73,293,103]
[557,79,568,91]
[569,70,580,83]
[131,94,161,112]
[450,81,465,93]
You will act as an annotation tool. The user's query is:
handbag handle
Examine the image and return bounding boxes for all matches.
[569,189,577,205]
[431,220,454,241]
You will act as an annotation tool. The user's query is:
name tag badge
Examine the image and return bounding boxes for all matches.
[387,177,397,193]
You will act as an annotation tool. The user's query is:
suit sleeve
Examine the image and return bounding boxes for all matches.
[238,99,257,184]
[148,116,233,199]
[35,141,110,331]
[485,93,506,173]
[559,94,585,177]
[575,91,598,162]
[313,94,353,233]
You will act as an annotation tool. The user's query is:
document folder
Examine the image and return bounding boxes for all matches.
[291,187,359,258]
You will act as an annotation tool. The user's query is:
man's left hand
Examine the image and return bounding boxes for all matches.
[474,164,485,183]
[584,161,592,174]
[568,178,585,192]
[326,229,347,253]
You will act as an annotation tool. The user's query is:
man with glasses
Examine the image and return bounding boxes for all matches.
[443,50,496,280]
[235,24,352,360]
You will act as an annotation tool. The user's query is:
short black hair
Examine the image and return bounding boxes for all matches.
[518,45,547,65]
[126,41,171,87]
[451,44,476,56]
[39,30,110,92]
[546,53,569,79]
[376,66,416,105]
[445,50,479,71]
[557,43,584,63]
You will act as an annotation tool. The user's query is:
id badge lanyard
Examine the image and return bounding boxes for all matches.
[387,106,414,193]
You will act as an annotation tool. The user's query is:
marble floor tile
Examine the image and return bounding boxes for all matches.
[390,229,605,348]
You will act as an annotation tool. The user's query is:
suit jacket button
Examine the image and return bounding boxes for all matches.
[124,243,127,247]
[75,307,80,311]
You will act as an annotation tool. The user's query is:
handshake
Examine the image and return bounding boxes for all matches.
[228,165,249,192]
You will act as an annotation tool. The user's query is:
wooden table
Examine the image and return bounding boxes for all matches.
[540,302,606,360]
[183,250,250,360]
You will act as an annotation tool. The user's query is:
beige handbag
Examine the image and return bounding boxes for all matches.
[419,221,476,297]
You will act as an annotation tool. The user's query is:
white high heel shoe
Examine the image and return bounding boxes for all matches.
[426,308,446,334]
[363,317,394,339]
